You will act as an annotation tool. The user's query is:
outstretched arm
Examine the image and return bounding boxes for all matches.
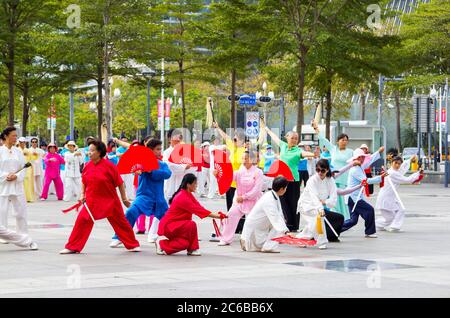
[113,138,131,150]
[212,122,231,143]
[260,118,281,146]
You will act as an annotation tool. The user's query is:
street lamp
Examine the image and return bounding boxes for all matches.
[173,88,177,108]
[142,68,156,136]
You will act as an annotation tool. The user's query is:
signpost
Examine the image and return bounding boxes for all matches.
[245,111,260,138]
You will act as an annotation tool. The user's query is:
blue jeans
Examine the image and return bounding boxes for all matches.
[342,198,376,235]
[112,205,141,240]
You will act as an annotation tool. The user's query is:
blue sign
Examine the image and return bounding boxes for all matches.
[239,94,256,106]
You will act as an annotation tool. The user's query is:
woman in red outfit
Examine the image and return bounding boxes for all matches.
[156,173,223,256]
[60,139,140,254]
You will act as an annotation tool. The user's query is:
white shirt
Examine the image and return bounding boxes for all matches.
[28,147,45,176]
[64,151,83,178]
[0,145,26,196]
[298,174,337,215]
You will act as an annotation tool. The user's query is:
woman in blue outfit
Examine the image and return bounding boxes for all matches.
[110,138,172,247]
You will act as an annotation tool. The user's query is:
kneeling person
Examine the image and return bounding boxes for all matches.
[240,176,290,253]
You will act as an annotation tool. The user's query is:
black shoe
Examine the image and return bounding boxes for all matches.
[136,231,145,235]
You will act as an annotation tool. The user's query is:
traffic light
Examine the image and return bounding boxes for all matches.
[227,94,240,101]
[259,96,272,103]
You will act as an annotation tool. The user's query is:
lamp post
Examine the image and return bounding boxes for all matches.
[430,86,438,171]
[173,88,177,108]
[142,68,156,136]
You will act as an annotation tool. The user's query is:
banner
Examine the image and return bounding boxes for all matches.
[165,98,171,131]
[157,99,163,131]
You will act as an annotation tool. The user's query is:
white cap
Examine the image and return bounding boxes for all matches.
[18,137,27,143]
[67,141,77,147]
[347,148,370,163]
[360,143,369,150]
[201,141,210,147]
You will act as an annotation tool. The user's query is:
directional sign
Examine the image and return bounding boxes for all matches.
[239,94,256,106]
[245,111,260,138]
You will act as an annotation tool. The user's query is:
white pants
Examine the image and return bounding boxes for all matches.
[122,174,136,200]
[0,225,32,247]
[147,218,160,241]
[63,177,82,201]
[298,213,328,247]
[196,168,210,196]
[376,208,405,230]
[207,170,219,199]
[34,175,43,197]
[0,195,29,234]
[241,227,283,252]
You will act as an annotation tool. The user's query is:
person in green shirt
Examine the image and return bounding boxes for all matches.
[262,120,315,232]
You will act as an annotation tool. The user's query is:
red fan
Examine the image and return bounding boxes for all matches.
[413,172,424,184]
[212,149,233,195]
[272,235,317,246]
[117,145,159,174]
[168,144,203,168]
[266,160,294,181]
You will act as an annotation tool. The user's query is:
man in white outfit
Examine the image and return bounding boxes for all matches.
[240,176,290,253]
[63,141,83,201]
[196,141,210,197]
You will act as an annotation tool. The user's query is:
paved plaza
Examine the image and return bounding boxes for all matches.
[1,184,449,298]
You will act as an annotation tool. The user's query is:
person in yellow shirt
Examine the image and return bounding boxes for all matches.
[212,122,247,211]
[17,137,35,202]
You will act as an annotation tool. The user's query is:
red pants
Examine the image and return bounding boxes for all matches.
[65,207,140,252]
[159,220,199,255]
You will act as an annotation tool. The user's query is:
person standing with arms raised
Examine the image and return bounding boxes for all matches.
[262,120,316,232]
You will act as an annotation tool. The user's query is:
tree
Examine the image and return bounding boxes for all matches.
[194,0,267,128]
[0,0,59,125]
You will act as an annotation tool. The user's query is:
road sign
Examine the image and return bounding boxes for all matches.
[239,94,256,106]
[245,111,260,138]
[413,95,435,133]
[227,94,240,102]
[47,117,56,130]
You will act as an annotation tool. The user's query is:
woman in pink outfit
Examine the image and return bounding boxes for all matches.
[218,151,264,246]
[41,144,65,200]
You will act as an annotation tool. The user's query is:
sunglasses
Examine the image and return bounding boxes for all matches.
[316,168,328,174]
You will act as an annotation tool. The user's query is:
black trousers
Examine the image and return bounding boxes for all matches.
[298,170,309,187]
[280,181,301,231]
[324,211,344,242]
[365,172,374,194]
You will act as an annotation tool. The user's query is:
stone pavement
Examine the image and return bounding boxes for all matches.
[0,184,449,298]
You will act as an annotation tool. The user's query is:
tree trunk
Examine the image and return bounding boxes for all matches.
[230,69,237,129]
[96,66,103,140]
[395,90,402,150]
[180,59,186,128]
[103,3,111,141]
[360,87,366,120]
[325,73,332,140]
[297,53,306,135]
[21,82,29,136]
[7,43,15,126]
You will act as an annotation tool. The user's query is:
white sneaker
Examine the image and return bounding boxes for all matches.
[218,241,230,246]
[40,198,46,201]
[365,234,378,238]
[386,227,401,233]
[155,239,166,255]
[318,244,327,250]
[261,249,280,253]
[109,240,123,248]
[59,248,78,254]
[209,233,220,242]
[0,238,9,244]
[187,249,202,256]
[128,246,141,252]
[376,226,387,231]
[29,242,38,250]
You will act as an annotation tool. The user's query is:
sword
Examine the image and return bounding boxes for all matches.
[351,186,365,213]
[386,175,405,210]
[323,216,339,238]
[82,201,96,223]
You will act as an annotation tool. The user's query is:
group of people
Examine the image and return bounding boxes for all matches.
[0,121,422,256]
